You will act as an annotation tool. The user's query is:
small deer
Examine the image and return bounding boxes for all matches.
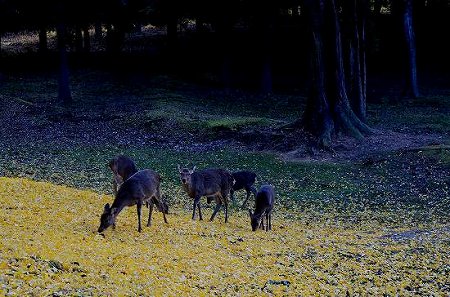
[248,184,275,231]
[98,169,169,233]
[230,170,257,207]
[108,155,138,196]
[207,170,257,207]
[178,165,234,223]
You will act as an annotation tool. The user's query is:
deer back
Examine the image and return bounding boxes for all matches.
[232,171,257,190]
[254,185,275,215]
[109,155,138,181]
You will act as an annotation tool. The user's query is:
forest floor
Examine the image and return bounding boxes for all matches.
[0,71,449,296]
[1,23,450,293]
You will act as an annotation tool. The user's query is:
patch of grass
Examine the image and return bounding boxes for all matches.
[422,147,450,167]
[206,116,278,131]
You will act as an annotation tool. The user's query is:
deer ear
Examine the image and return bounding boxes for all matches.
[104,203,110,212]
[248,209,253,217]
[189,165,196,174]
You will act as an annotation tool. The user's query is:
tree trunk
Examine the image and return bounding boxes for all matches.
[259,3,273,95]
[38,26,48,53]
[83,26,91,52]
[301,0,372,147]
[75,26,83,52]
[402,0,419,98]
[302,0,334,147]
[106,24,124,53]
[95,22,102,39]
[56,21,72,104]
[167,16,178,49]
[346,0,367,122]
[195,18,206,33]
[216,17,233,90]
[327,0,372,138]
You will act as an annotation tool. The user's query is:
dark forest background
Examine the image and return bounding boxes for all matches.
[1,0,449,147]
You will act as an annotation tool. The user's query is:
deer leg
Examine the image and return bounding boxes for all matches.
[193,195,202,220]
[265,212,269,231]
[113,174,122,196]
[241,186,251,208]
[210,198,222,222]
[137,202,143,232]
[229,189,235,201]
[147,201,154,227]
[161,197,168,223]
[197,200,203,221]
[112,179,118,196]
[156,189,168,224]
[260,216,265,230]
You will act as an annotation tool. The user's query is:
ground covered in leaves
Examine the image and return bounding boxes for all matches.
[0,177,449,296]
[0,64,449,295]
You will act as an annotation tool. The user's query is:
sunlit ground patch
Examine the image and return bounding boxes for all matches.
[0,177,448,296]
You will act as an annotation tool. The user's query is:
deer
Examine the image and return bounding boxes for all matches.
[98,169,169,233]
[178,165,234,223]
[248,184,275,231]
[108,155,138,196]
[230,170,257,207]
[108,155,169,214]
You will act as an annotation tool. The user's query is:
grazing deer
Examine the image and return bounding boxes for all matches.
[248,185,275,231]
[230,170,257,207]
[108,155,138,196]
[98,169,168,233]
[178,165,234,223]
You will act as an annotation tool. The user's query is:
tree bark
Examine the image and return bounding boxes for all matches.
[402,0,419,98]
[38,26,48,53]
[56,21,72,104]
[346,0,367,122]
[302,0,334,147]
[301,0,372,147]
[327,0,372,138]
[95,22,102,39]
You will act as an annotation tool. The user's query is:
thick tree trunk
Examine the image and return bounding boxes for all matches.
[328,0,371,138]
[346,0,367,122]
[301,0,372,147]
[302,0,334,147]
[402,0,419,98]
[106,24,124,53]
[38,26,48,53]
[56,21,72,104]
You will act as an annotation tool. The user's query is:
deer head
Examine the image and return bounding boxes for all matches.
[178,164,196,185]
[98,203,118,232]
[248,209,262,232]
